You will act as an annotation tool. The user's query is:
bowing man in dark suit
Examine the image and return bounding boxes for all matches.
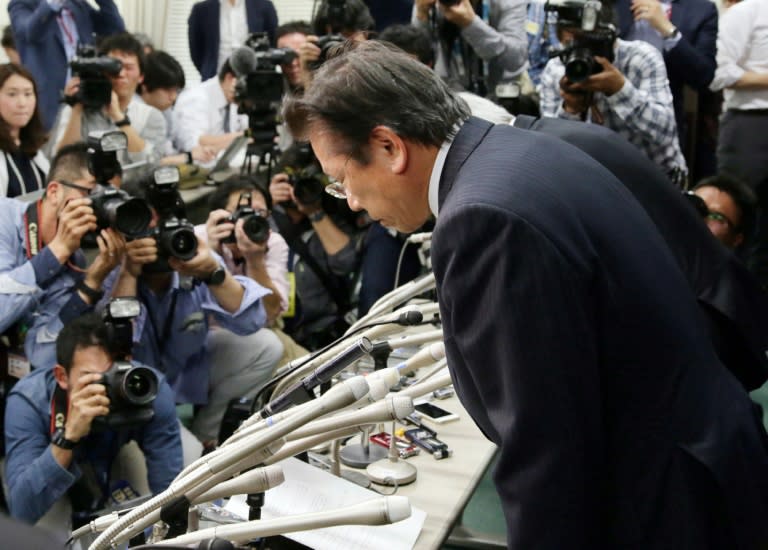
[285,40,768,549]
[512,114,768,393]
[187,0,278,81]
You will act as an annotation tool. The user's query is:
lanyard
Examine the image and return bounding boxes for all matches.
[23,199,42,259]
[50,383,69,433]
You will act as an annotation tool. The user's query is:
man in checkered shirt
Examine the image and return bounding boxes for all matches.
[539,2,686,184]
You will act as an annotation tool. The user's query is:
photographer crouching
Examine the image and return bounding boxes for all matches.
[3,311,181,541]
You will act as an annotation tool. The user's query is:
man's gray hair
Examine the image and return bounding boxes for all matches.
[283,40,470,163]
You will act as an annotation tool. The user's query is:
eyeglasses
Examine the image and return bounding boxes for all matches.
[58,179,95,195]
[324,152,354,200]
[683,191,738,231]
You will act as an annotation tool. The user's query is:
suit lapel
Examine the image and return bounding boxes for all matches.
[438,117,494,210]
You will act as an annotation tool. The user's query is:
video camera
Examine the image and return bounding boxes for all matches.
[95,297,159,429]
[84,131,152,247]
[217,192,271,245]
[546,0,616,83]
[66,44,122,111]
[144,166,198,265]
[230,33,296,152]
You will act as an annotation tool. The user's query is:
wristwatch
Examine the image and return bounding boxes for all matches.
[115,115,131,127]
[76,279,104,303]
[308,209,327,223]
[203,266,227,286]
[51,428,79,450]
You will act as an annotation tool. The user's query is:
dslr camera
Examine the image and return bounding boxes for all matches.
[95,297,159,429]
[546,0,616,83]
[84,131,152,247]
[144,166,198,263]
[66,44,122,111]
[310,34,345,70]
[286,164,328,206]
[217,192,271,245]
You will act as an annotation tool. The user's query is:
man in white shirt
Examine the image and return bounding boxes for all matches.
[710,0,768,288]
[172,59,249,157]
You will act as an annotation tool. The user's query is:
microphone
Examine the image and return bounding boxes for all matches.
[287,395,414,441]
[397,342,446,375]
[229,47,258,77]
[260,337,373,418]
[193,465,285,505]
[153,496,412,546]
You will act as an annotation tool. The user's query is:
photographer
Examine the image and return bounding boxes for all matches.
[0,143,123,372]
[54,33,167,165]
[297,0,375,89]
[107,169,278,445]
[539,1,687,181]
[413,0,529,99]
[4,313,181,534]
[269,143,365,350]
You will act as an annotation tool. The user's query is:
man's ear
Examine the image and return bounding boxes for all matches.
[369,125,408,175]
[53,365,69,391]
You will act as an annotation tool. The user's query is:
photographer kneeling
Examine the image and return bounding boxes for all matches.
[3,312,181,538]
[269,143,365,350]
[109,168,279,447]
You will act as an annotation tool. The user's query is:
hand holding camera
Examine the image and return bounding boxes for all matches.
[85,228,126,287]
[560,56,625,97]
[269,172,294,204]
[439,0,477,28]
[124,237,157,278]
[49,197,98,263]
[167,237,218,280]
[206,209,234,254]
[234,217,270,262]
[65,372,111,443]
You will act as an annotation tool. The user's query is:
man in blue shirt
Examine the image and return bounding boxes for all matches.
[0,143,124,372]
[4,313,181,534]
[105,177,277,444]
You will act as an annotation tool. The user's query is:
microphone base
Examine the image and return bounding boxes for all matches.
[339,443,388,469]
[366,458,417,486]
[340,469,372,489]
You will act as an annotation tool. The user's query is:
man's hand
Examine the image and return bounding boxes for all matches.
[566,58,626,97]
[48,198,97,264]
[206,209,234,254]
[124,237,158,278]
[441,0,477,28]
[415,0,437,21]
[234,218,269,264]
[63,76,81,101]
[84,228,125,289]
[191,144,217,163]
[298,37,322,87]
[269,172,294,204]
[630,0,673,35]
[64,372,110,443]
[106,90,125,122]
[168,238,219,280]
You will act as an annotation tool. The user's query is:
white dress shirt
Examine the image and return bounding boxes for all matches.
[218,0,250,74]
[172,77,249,153]
[710,0,768,110]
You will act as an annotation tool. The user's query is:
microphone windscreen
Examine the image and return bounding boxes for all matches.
[398,310,424,326]
[385,496,412,523]
[229,47,258,77]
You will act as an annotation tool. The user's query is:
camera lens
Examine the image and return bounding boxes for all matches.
[118,366,158,406]
[294,177,325,205]
[242,214,270,244]
[114,198,152,237]
[169,229,197,260]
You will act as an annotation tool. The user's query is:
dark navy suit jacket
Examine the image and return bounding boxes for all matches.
[616,0,717,132]
[513,115,768,392]
[8,0,125,130]
[188,0,278,80]
[432,116,768,548]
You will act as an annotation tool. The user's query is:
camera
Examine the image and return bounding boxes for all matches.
[95,297,159,429]
[142,166,198,263]
[310,34,345,70]
[546,0,616,83]
[438,0,462,6]
[66,44,122,111]
[217,192,271,245]
[288,169,327,206]
[83,131,152,247]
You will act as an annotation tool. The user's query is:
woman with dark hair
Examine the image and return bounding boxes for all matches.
[0,63,48,197]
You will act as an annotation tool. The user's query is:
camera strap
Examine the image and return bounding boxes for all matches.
[50,383,69,434]
[23,199,43,259]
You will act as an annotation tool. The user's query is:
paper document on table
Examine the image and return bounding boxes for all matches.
[225,457,426,549]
